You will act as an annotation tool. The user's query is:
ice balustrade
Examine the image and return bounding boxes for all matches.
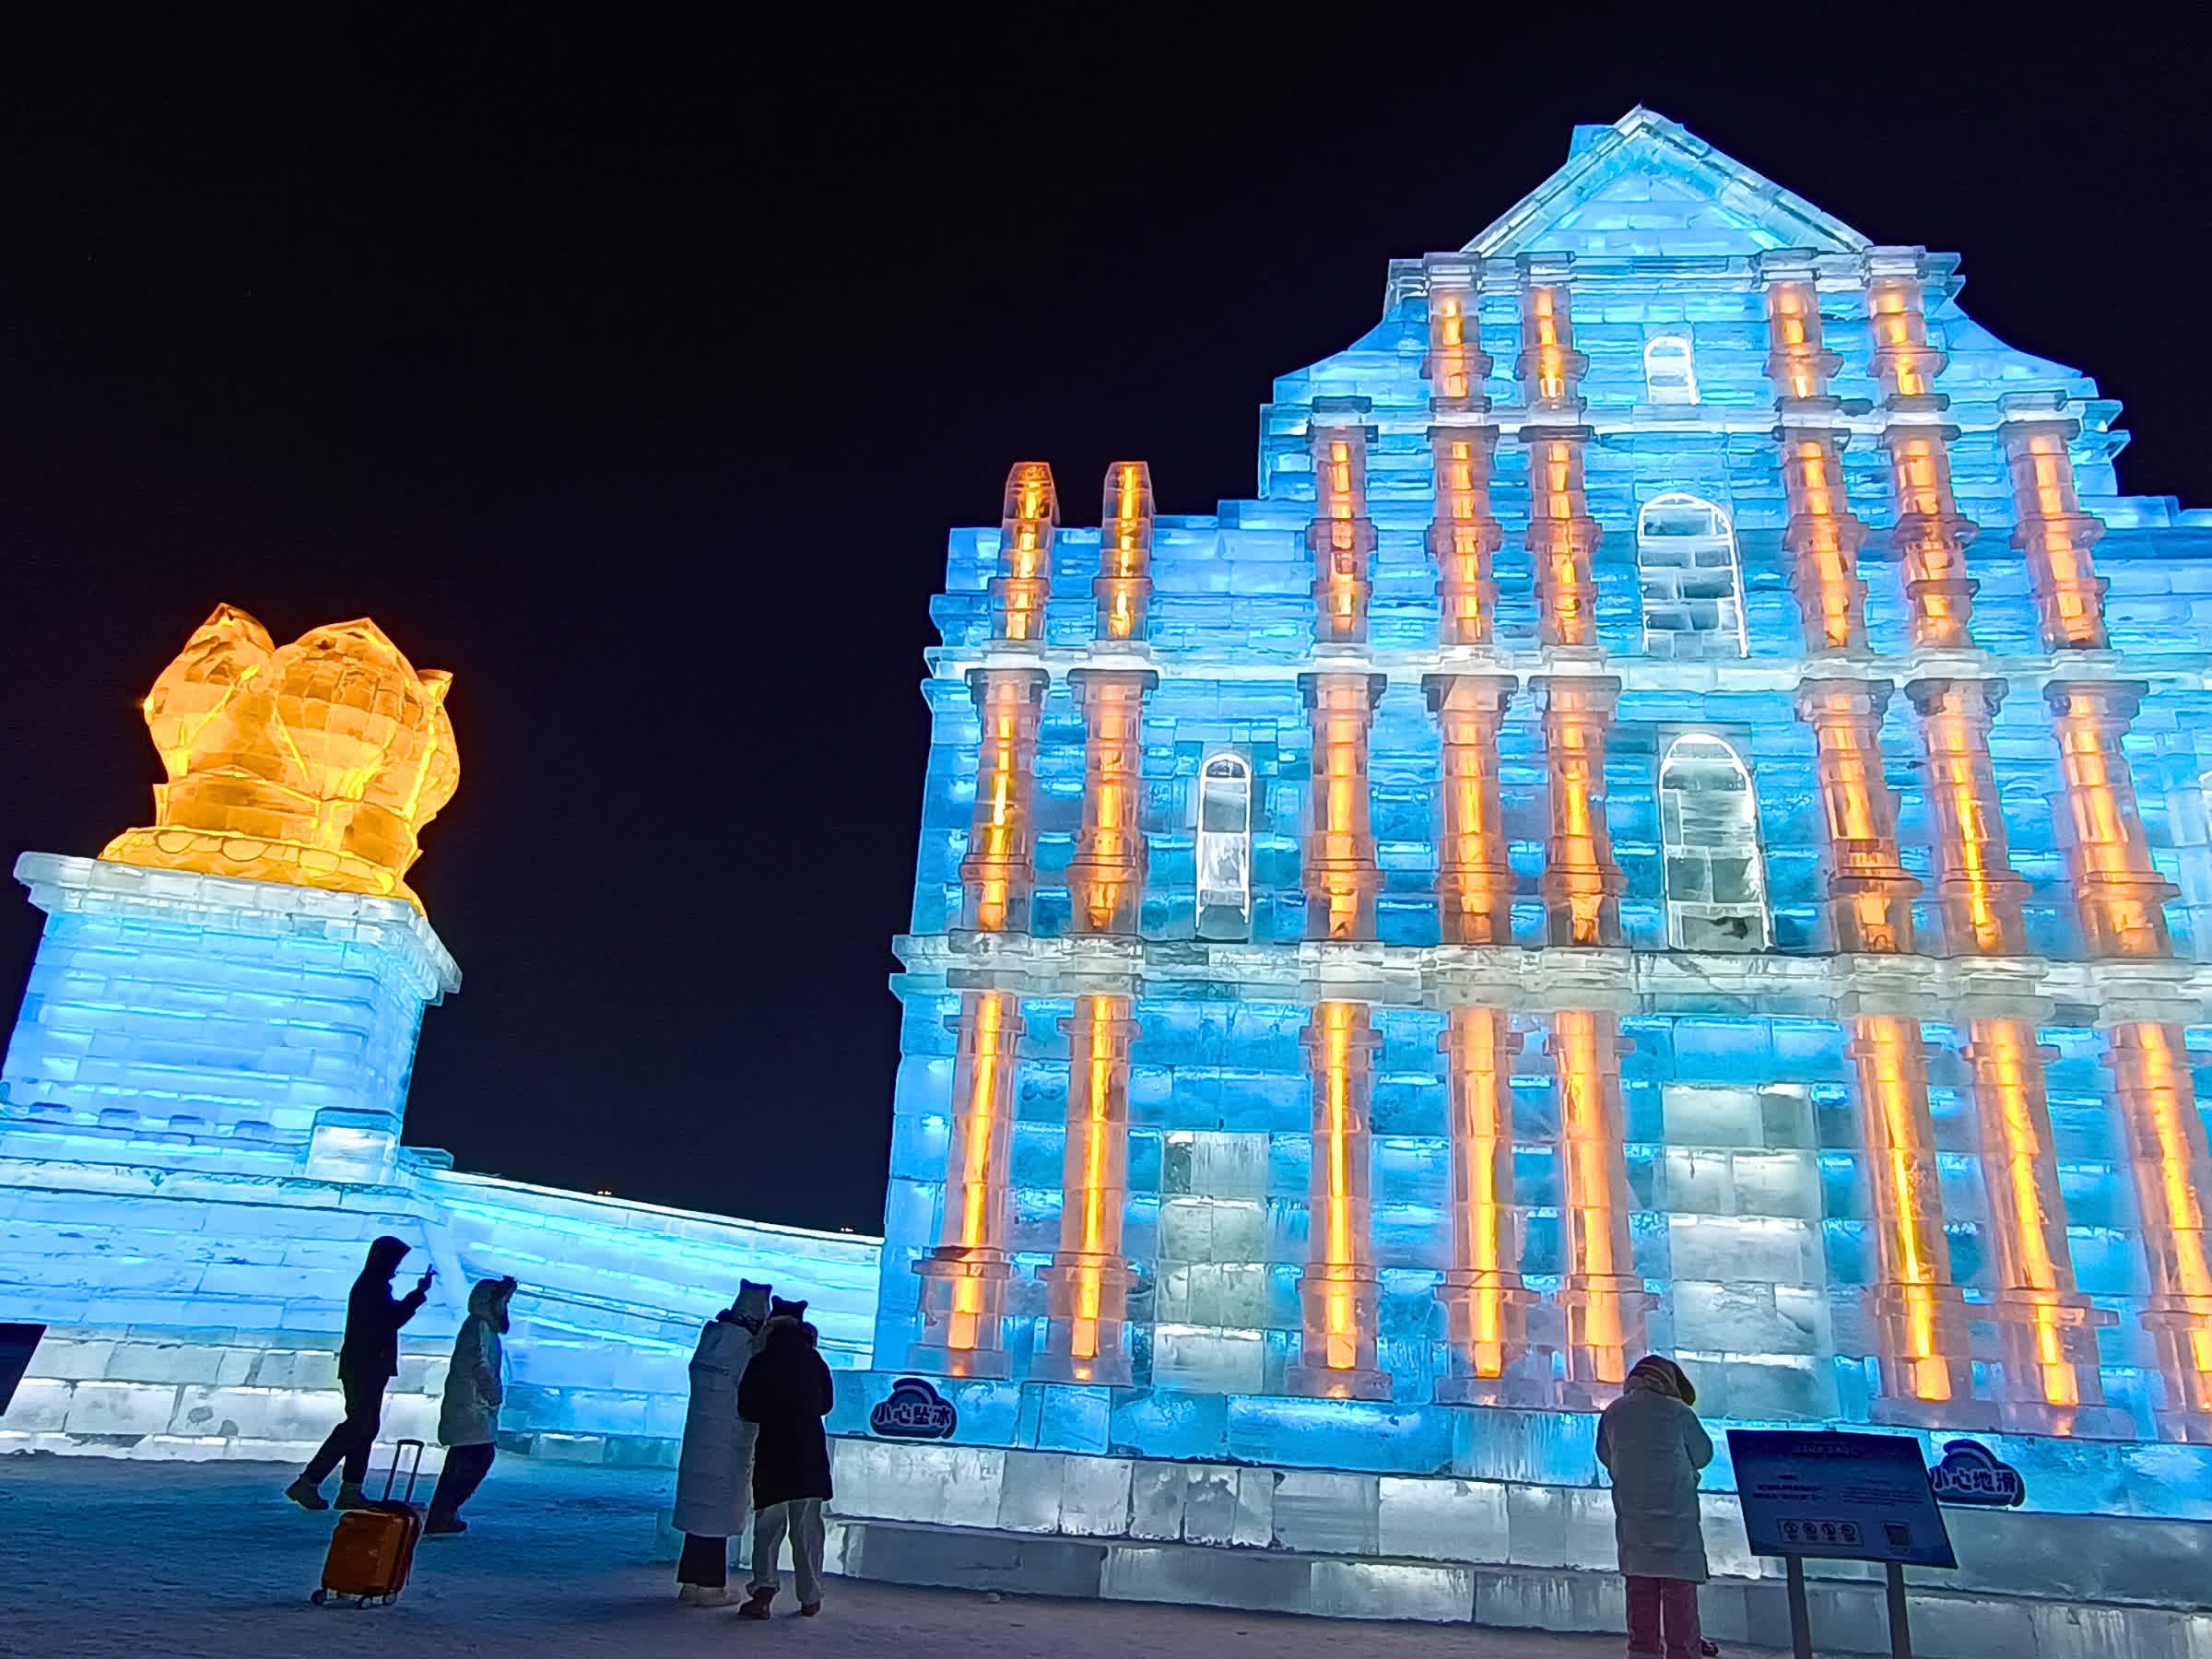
[882,215,2212,1443]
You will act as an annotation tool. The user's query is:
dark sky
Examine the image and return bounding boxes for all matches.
[2,12,2206,1234]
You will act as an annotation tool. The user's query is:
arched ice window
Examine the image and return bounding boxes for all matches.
[1643,335,1699,405]
[1194,753,1253,940]
[1660,734,1770,952]
[1637,493,1748,660]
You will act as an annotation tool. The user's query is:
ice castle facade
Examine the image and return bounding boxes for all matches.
[820,109,2212,1645]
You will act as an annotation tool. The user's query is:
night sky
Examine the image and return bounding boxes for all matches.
[2,14,2206,1234]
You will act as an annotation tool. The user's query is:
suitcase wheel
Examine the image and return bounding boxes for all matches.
[311,1590,328,1606]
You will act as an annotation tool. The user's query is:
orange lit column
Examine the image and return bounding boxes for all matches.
[1758,258,1867,652]
[1909,677,2115,1430]
[1517,275,1602,650]
[1095,461,1155,641]
[989,462,1059,644]
[1065,668,1157,935]
[1422,257,1503,645]
[1308,403,1377,644]
[1289,999,1391,1399]
[1798,677,1979,1419]
[1424,673,1517,947]
[912,988,1024,1378]
[1535,675,1624,948]
[1035,992,1140,1384]
[2004,406,2111,651]
[1435,1006,1538,1402]
[1868,253,1977,648]
[958,668,1051,934]
[2046,678,2212,1440]
[1301,673,1384,942]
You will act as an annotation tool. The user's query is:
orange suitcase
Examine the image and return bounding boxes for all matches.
[312,1439,426,1606]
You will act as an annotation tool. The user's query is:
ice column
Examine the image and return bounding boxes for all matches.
[1798,678,1979,1419]
[912,988,1023,1378]
[1909,678,2116,1431]
[1065,668,1157,935]
[1422,256,1503,646]
[989,462,1058,643]
[1301,673,1384,943]
[1869,251,1977,648]
[1517,265,1602,649]
[1288,1000,1391,1400]
[2044,679,2212,1440]
[1435,1006,1538,1402]
[1308,401,1377,644]
[1094,461,1155,641]
[1425,674,1518,947]
[959,669,1052,934]
[1759,255,1867,652]
[1035,993,1140,1384]
[1535,676,1625,949]
[2004,398,2111,651]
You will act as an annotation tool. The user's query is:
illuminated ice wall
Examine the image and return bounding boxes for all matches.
[876,106,2212,1449]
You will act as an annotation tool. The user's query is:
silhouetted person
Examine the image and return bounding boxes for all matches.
[672,1279,770,1606]
[1598,1354,1714,1659]
[736,1297,835,1619]
[287,1235,431,1511]
[427,1275,517,1535]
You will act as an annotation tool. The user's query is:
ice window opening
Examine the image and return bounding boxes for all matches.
[1643,335,1699,405]
[1636,492,1748,660]
[1195,753,1253,940]
[1659,733,1771,952]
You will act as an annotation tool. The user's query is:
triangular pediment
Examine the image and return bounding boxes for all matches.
[1466,106,1868,259]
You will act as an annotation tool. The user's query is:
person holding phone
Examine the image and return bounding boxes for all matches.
[288,1236,434,1512]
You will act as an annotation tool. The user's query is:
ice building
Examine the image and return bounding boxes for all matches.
[0,605,877,1466]
[819,110,2212,1650]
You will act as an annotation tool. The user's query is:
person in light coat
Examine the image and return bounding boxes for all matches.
[1597,1355,1715,1659]
[427,1274,517,1535]
[671,1279,770,1606]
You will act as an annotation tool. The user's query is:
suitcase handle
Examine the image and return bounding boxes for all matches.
[382,1438,425,1504]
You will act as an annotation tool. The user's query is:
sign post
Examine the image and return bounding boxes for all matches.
[1728,1430,1957,1659]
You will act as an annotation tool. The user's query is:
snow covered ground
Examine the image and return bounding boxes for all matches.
[0,1452,1765,1657]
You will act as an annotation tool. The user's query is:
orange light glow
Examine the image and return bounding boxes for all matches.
[2045,682,2175,959]
[1067,670,1155,935]
[1795,680,1919,954]
[1550,1009,1646,1393]
[1425,675,1516,945]
[1907,679,2027,956]
[1521,284,1579,410]
[1306,422,1376,643]
[1301,673,1382,943]
[1038,994,1136,1383]
[992,463,1059,643]
[1868,275,1945,401]
[102,605,457,914]
[1536,677,1624,948]
[1430,430,1503,646]
[1291,1001,1385,1398]
[959,670,1049,933]
[1527,437,1602,649]
[1775,433,1867,651]
[1884,430,1978,648]
[1095,462,1155,641]
[2106,1024,2212,1422]
[1761,279,1836,400]
[912,989,1023,1377]
[2004,421,2110,651]
[1424,272,1491,407]
[1441,1008,1525,1381]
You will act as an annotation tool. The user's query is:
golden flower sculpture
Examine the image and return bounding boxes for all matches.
[101,604,458,914]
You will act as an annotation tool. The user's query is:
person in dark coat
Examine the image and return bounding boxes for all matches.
[287,1235,432,1511]
[735,1298,835,1618]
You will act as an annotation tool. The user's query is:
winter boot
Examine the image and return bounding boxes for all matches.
[800,1600,822,1618]
[737,1587,776,1619]
[284,1477,329,1512]
[333,1481,369,1511]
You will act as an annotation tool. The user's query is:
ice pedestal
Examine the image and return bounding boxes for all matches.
[1,853,459,1178]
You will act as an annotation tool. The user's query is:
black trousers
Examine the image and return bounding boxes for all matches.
[429,1443,496,1519]
[303,1371,384,1488]
[677,1532,728,1587]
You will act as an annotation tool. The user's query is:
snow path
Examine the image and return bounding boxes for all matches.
[0,1453,1754,1657]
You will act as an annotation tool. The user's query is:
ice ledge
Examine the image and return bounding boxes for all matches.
[14,852,460,997]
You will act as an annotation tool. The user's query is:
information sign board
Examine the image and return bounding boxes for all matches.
[1727,1429,1956,1570]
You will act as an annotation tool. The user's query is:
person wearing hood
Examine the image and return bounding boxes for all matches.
[736,1297,836,1619]
[671,1279,771,1606]
[426,1275,517,1536]
[287,1235,433,1511]
[1598,1355,1716,1659]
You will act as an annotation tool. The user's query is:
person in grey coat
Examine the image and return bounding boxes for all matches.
[1598,1355,1715,1659]
[427,1275,517,1535]
[671,1279,770,1605]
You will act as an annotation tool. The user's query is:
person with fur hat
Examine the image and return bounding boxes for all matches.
[735,1296,835,1618]
[426,1274,518,1535]
[672,1279,771,1605]
[1598,1355,1716,1659]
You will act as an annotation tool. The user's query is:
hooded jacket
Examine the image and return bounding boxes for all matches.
[1597,1359,1714,1582]
[672,1280,770,1537]
[338,1235,429,1384]
[438,1277,514,1448]
[737,1310,835,1509]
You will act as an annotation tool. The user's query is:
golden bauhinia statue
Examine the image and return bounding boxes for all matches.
[100,604,458,914]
